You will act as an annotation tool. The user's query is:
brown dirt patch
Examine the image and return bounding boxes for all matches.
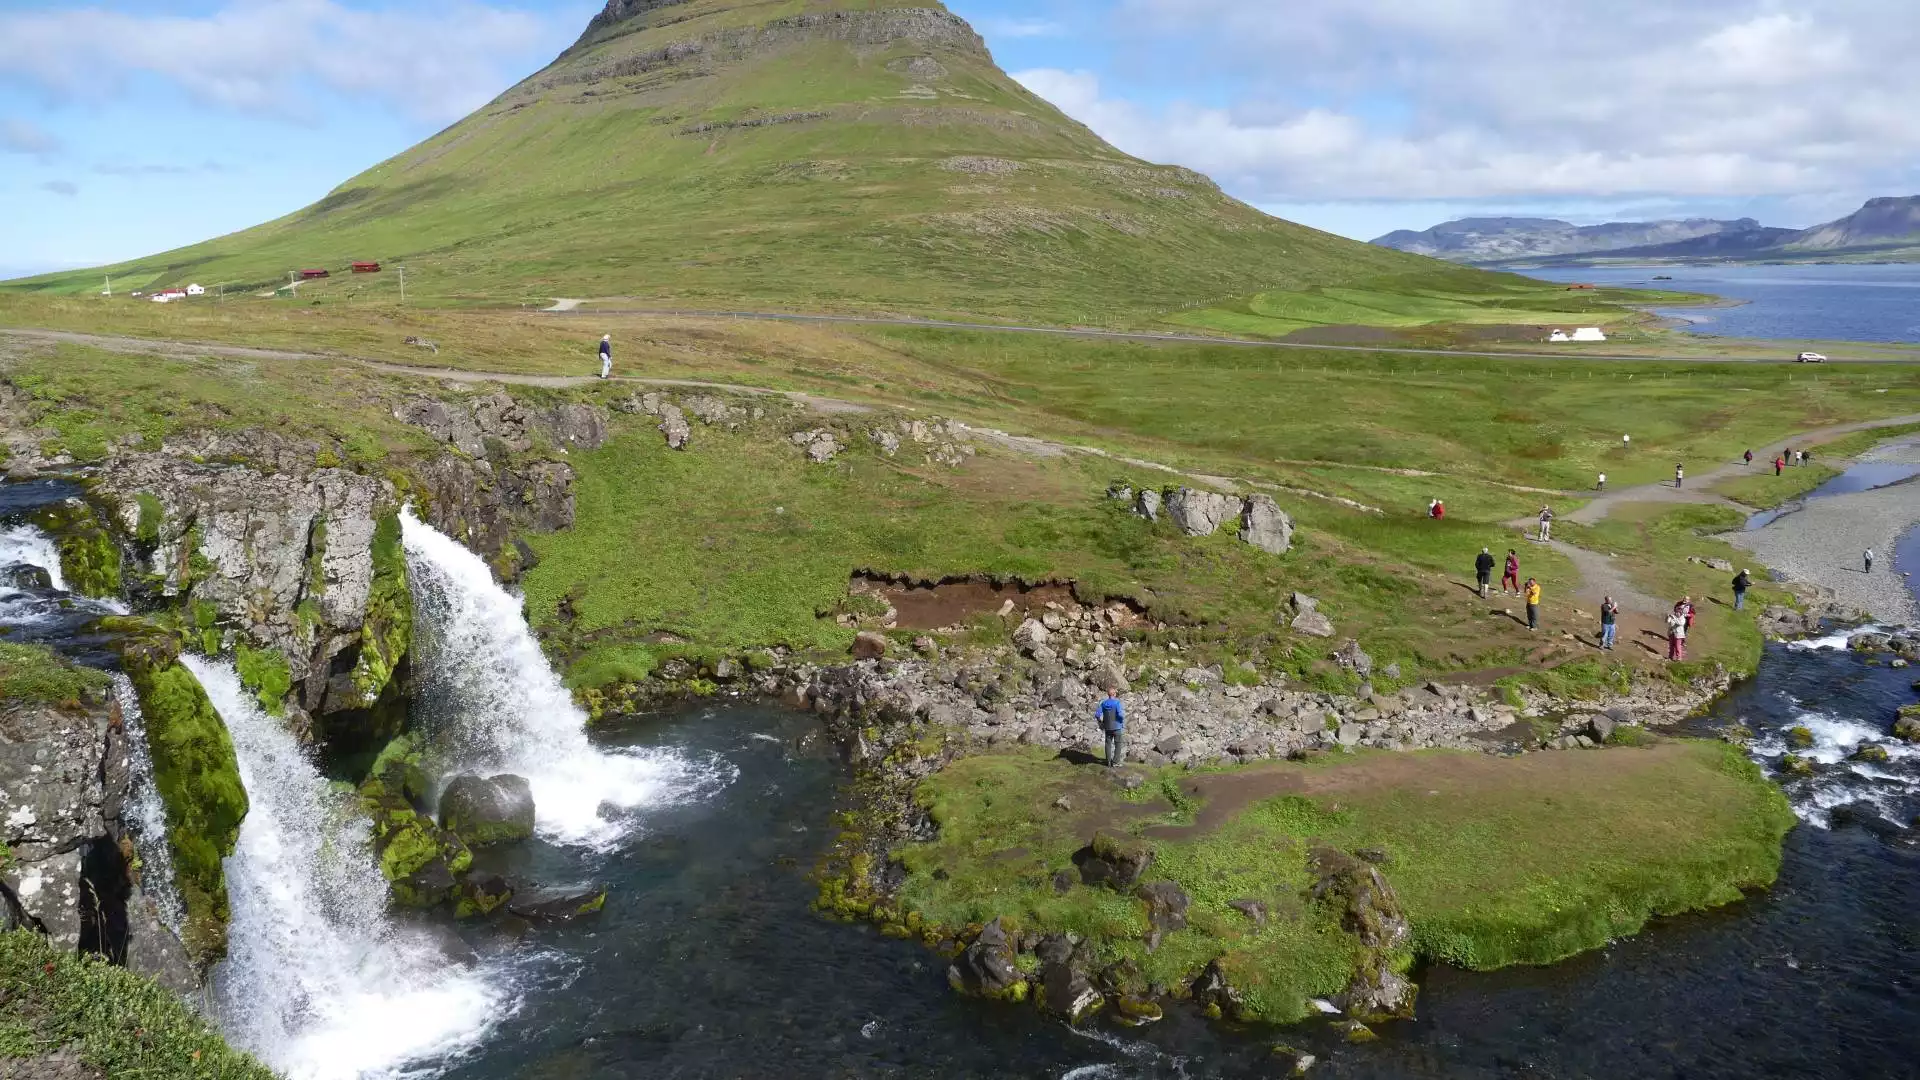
[1146,743,1689,842]
[856,575,1078,630]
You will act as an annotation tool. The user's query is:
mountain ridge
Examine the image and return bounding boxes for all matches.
[1377,196,1920,266]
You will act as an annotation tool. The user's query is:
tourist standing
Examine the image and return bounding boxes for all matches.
[1599,595,1619,650]
[1866,548,1876,574]
[1525,578,1541,631]
[1597,472,1607,491]
[1732,568,1752,611]
[1502,549,1521,596]
[1097,691,1127,767]
[1774,456,1785,476]
[1681,596,1695,632]
[1667,609,1687,661]
[1744,449,1754,466]
[598,334,613,379]
[1476,547,1496,599]
[1537,505,1554,542]
[1674,463,1685,488]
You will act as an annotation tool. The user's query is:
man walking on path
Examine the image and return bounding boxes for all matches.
[1537,505,1554,542]
[1745,449,1754,466]
[1502,549,1521,596]
[1597,472,1606,491]
[1732,568,1752,611]
[598,334,613,379]
[1599,596,1619,650]
[1866,548,1876,574]
[1476,548,1496,598]
[1097,691,1126,767]
[1667,609,1687,661]
[1524,578,1542,631]
[1674,463,1685,488]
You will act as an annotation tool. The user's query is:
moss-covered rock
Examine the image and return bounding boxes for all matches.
[348,512,412,706]
[437,773,535,847]
[1851,743,1892,764]
[453,874,515,920]
[119,629,247,966]
[1779,754,1815,777]
[1786,725,1814,749]
[358,738,471,909]
[1894,705,1920,743]
[234,642,292,717]
[30,498,123,599]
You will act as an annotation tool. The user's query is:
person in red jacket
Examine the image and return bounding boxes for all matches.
[1774,456,1785,476]
[1501,549,1521,596]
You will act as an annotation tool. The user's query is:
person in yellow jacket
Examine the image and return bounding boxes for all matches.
[1524,578,1542,631]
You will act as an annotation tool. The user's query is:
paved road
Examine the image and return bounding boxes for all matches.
[541,305,1907,364]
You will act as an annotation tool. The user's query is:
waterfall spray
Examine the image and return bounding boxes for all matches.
[185,656,510,1080]
[398,509,728,849]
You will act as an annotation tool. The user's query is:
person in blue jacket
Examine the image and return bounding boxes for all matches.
[1097,691,1126,767]
[598,334,612,379]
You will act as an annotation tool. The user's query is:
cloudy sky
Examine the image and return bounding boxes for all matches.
[2,0,1916,280]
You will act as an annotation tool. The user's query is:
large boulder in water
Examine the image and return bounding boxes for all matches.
[438,774,535,846]
[507,883,607,920]
[0,562,53,590]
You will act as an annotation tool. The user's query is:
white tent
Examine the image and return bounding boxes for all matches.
[1571,327,1607,342]
[185,283,205,296]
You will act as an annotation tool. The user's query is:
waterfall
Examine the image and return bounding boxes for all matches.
[185,656,513,1080]
[0,522,67,591]
[399,509,727,849]
[113,673,186,935]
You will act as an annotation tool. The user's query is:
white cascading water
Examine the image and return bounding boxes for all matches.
[184,656,513,1080]
[399,508,727,849]
[0,522,68,591]
[112,673,186,935]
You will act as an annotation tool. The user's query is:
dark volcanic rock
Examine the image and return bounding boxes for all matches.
[507,883,608,920]
[947,916,1023,999]
[438,773,536,847]
[1074,831,1154,891]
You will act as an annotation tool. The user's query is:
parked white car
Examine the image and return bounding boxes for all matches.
[1796,352,1827,363]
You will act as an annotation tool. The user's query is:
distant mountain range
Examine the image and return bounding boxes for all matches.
[1373,196,1920,265]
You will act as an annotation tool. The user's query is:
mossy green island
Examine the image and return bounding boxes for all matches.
[841,739,1793,1023]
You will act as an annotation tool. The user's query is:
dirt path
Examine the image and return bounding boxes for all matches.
[362,361,874,415]
[1565,413,1920,524]
[545,305,1915,364]
[0,327,321,363]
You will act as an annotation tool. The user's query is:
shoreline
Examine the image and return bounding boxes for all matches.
[1726,451,1920,625]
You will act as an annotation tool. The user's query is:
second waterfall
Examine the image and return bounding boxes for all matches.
[399,509,728,848]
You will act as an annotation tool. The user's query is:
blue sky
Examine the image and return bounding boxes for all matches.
[3,0,1917,281]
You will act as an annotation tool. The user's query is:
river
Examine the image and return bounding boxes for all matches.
[5,480,1920,1078]
[1524,264,1920,345]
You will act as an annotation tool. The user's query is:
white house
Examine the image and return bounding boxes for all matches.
[185,283,205,296]
[150,289,187,304]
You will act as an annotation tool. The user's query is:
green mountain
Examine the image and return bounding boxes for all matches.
[4,0,1494,324]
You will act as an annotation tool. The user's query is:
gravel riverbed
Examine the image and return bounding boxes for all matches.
[1727,473,1920,623]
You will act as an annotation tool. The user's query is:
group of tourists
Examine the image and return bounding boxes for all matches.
[1475,547,1542,629]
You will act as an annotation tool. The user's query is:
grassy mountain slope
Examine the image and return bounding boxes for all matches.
[3,0,1509,325]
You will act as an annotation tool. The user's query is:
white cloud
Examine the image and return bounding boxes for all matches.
[0,0,567,124]
[1018,1,1920,220]
[2,117,61,154]
[38,180,79,196]
[979,17,1067,39]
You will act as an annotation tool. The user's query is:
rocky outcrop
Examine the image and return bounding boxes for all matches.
[947,916,1025,1000]
[1,664,197,991]
[1131,486,1296,554]
[396,391,609,458]
[791,429,841,463]
[91,445,398,736]
[1308,846,1415,1018]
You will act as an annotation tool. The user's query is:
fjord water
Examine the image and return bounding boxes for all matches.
[1528,263,1920,343]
